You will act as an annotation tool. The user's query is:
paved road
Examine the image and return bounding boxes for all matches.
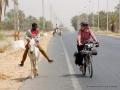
[20,31,120,90]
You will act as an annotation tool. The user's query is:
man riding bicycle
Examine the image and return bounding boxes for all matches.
[19,23,53,67]
[76,22,99,70]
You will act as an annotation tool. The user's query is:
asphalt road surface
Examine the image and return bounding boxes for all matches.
[20,31,120,90]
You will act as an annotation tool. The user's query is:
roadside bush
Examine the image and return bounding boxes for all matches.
[0,32,5,40]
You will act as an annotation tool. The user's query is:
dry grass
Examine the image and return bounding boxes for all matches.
[0,73,10,80]
[0,44,10,53]
[0,32,5,40]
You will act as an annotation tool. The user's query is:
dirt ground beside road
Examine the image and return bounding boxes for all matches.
[95,31,120,38]
[0,32,52,90]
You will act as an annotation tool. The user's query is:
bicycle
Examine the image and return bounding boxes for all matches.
[81,42,99,78]
[53,29,62,36]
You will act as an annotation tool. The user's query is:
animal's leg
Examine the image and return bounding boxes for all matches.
[35,64,39,77]
[32,59,37,77]
[31,59,34,79]
[34,59,39,77]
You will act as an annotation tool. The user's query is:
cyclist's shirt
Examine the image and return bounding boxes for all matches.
[77,29,97,45]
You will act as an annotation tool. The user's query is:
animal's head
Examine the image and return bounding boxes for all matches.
[28,38,36,54]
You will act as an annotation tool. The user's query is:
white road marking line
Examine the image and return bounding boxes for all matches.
[60,37,82,90]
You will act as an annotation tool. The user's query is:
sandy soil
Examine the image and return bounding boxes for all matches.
[0,32,52,90]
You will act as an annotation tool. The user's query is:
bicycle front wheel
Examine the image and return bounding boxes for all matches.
[88,60,93,78]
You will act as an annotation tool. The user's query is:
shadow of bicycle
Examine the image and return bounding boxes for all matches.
[62,74,90,78]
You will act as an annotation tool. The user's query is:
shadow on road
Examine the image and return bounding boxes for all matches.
[12,76,31,82]
[62,74,90,78]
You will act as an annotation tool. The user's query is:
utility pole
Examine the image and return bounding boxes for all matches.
[118,0,120,33]
[42,0,45,31]
[50,5,52,23]
[92,0,94,30]
[53,12,56,27]
[77,15,80,31]
[54,13,58,26]
[107,0,109,32]
[50,5,53,31]
[14,0,17,32]
[13,0,19,40]
[98,0,100,31]
[84,6,88,21]
[88,0,91,24]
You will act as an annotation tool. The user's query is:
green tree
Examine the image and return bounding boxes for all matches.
[71,16,79,31]
[3,9,14,30]
[108,12,117,32]
[0,0,9,30]
[71,14,89,31]
[38,17,46,30]
[80,13,88,22]
[45,21,53,31]
[23,16,38,30]
[99,11,107,30]
[3,9,26,30]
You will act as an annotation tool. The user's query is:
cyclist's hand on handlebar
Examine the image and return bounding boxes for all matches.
[78,43,83,46]
[95,42,99,47]
[95,42,99,44]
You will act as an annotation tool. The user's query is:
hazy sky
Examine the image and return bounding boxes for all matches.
[8,0,119,29]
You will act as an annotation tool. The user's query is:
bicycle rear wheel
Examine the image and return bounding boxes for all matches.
[82,62,86,76]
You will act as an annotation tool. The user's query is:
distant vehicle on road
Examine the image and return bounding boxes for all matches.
[53,25,62,36]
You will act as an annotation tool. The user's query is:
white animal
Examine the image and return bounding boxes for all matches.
[28,38,41,78]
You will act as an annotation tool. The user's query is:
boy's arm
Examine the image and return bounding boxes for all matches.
[24,30,31,41]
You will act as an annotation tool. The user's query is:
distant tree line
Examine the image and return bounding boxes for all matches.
[2,9,53,31]
[71,4,120,32]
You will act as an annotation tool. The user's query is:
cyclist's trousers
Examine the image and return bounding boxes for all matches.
[77,45,84,65]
